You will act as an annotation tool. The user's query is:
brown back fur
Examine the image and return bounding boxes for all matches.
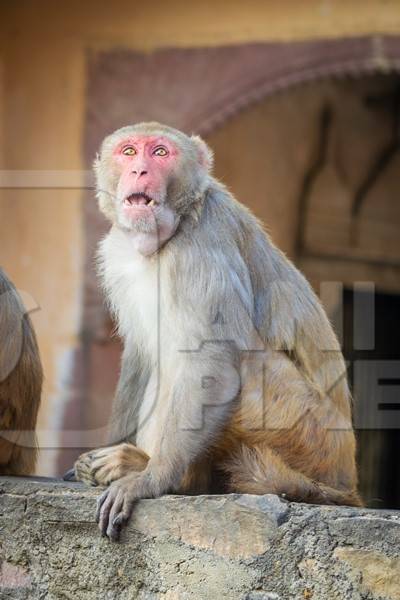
[0,269,42,475]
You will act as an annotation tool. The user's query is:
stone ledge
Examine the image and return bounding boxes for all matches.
[0,477,399,600]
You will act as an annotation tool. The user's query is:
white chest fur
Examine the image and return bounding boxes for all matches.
[98,227,163,355]
[99,228,178,455]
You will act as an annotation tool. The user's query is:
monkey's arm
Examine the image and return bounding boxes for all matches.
[97,340,240,540]
[147,340,240,488]
[107,345,151,445]
[71,345,151,485]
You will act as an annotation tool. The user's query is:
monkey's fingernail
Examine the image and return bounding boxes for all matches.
[63,468,76,481]
[112,514,124,527]
[100,519,109,537]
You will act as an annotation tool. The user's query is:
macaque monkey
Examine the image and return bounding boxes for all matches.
[0,269,42,475]
[72,122,361,541]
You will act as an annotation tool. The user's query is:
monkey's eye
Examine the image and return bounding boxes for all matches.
[122,146,136,156]
[153,146,168,157]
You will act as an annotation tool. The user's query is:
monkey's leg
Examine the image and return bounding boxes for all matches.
[223,443,362,506]
[223,350,362,507]
[177,456,217,495]
[74,443,149,487]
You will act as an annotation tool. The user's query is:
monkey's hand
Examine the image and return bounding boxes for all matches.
[96,469,161,541]
[73,443,149,487]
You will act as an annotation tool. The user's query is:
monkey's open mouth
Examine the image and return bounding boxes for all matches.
[124,193,156,207]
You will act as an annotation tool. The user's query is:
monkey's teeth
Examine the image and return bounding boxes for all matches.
[148,200,155,206]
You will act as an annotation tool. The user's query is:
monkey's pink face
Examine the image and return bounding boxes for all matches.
[112,135,179,226]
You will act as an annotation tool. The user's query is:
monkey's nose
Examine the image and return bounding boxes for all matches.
[132,170,148,178]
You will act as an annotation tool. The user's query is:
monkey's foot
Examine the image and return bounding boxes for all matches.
[74,443,149,487]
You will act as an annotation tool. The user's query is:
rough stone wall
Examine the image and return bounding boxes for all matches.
[0,478,399,600]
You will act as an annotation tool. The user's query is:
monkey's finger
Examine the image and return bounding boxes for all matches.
[63,468,76,481]
[98,485,125,538]
[108,495,135,542]
[91,465,115,487]
[91,455,112,476]
[74,461,97,486]
[108,515,123,542]
[74,456,93,478]
[96,488,110,524]
[108,521,122,542]
[99,496,114,537]
[112,513,126,528]
[106,492,125,541]
[112,500,133,530]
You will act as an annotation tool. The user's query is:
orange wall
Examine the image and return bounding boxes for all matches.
[1,0,399,474]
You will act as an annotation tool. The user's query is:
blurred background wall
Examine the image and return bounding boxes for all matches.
[1,0,400,508]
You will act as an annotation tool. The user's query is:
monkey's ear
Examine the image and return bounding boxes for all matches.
[191,135,214,173]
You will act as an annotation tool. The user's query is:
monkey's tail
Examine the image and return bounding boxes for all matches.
[224,444,363,507]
